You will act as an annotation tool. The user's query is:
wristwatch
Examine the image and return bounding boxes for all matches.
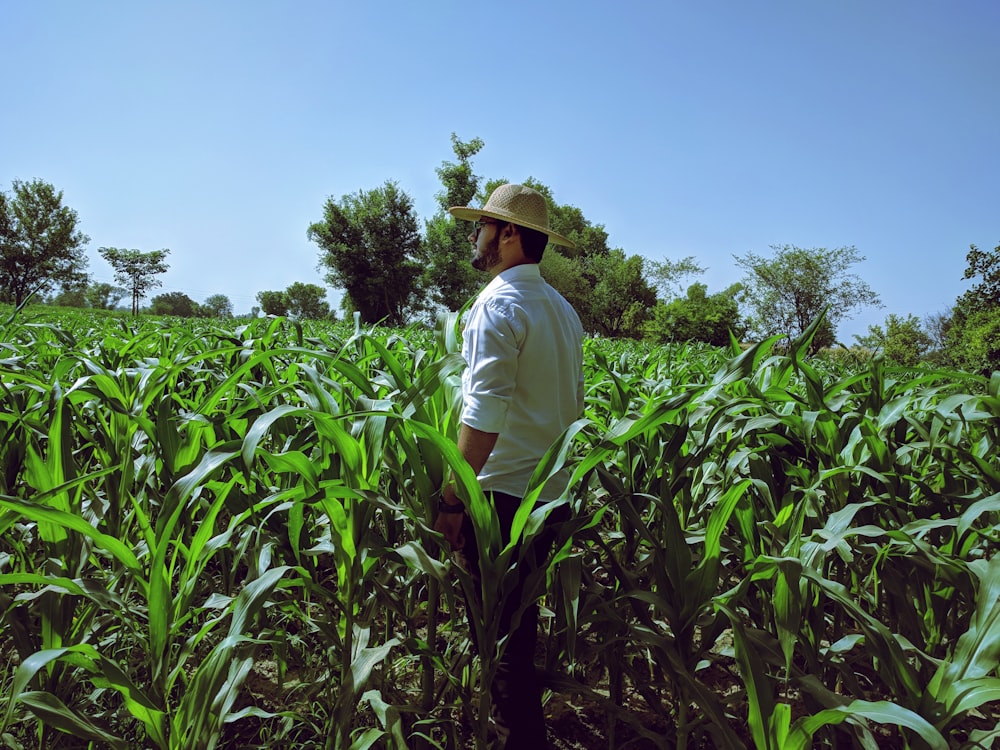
[438,482,465,513]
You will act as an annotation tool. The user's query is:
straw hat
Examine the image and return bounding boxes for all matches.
[449,183,575,248]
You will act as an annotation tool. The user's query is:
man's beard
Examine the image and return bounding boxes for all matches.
[471,235,501,271]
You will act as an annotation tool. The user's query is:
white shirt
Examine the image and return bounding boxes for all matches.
[461,263,585,499]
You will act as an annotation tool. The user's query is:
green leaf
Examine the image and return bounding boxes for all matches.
[927,554,1000,721]
[347,727,385,750]
[17,692,127,750]
[393,540,449,580]
[0,497,141,574]
[789,700,948,750]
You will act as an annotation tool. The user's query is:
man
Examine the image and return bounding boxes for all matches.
[434,183,584,748]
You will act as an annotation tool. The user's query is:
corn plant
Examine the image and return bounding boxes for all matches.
[2,304,999,749]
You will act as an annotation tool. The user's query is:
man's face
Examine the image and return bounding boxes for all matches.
[469,219,503,272]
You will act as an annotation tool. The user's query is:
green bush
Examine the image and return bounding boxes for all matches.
[949,307,1000,375]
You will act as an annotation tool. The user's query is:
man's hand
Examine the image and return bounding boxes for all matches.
[433,484,465,550]
[434,425,497,552]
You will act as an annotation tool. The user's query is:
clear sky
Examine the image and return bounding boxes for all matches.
[3,0,997,341]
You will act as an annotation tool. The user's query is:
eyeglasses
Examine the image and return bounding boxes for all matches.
[472,219,502,238]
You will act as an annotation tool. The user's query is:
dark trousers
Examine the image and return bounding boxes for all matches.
[459,492,565,749]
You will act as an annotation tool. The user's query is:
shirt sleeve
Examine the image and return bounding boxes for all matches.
[461,297,523,434]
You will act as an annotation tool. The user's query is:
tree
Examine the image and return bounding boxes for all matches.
[647,256,706,298]
[0,179,90,306]
[924,309,953,354]
[854,313,934,367]
[309,181,423,326]
[202,294,233,318]
[85,282,125,310]
[285,282,330,320]
[734,244,882,351]
[99,247,170,315]
[419,134,486,311]
[50,286,88,308]
[538,250,591,320]
[958,242,1000,313]
[944,243,1000,374]
[150,291,199,317]
[647,282,745,346]
[945,308,1000,375]
[585,250,657,338]
[256,290,289,316]
[539,185,613,262]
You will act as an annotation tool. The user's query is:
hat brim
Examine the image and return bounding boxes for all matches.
[449,206,576,248]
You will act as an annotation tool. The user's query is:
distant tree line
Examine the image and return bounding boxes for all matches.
[255,282,330,320]
[303,134,886,349]
[2,144,996,372]
[854,243,1000,374]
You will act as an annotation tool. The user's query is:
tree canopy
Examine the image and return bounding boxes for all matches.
[86,282,125,310]
[418,134,485,311]
[945,242,1000,374]
[150,291,199,317]
[958,243,1000,314]
[202,294,234,318]
[647,257,706,298]
[585,250,657,338]
[303,137,751,342]
[648,282,745,346]
[99,247,170,315]
[734,244,882,350]
[854,313,934,367]
[256,289,289,316]
[0,179,90,306]
[308,181,423,326]
[256,283,330,320]
[285,282,330,320]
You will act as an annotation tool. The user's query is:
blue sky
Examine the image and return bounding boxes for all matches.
[3,0,997,341]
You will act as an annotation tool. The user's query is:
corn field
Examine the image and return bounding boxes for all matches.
[1,307,999,750]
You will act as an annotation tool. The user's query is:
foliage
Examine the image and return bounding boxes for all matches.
[256,289,288,316]
[150,291,200,317]
[534,181,612,263]
[958,242,1000,314]
[0,178,90,306]
[256,284,329,320]
[99,246,170,315]
[945,243,1000,375]
[418,134,486,312]
[539,250,590,316]
[49,281,126,311]
[585,249,657,338]
[923,308,954,364]
[735,244,882,350]
[284,281,330,320]
[1,307,998,749]
[947,307,1000,376]
[86,281,125,310]
[646,281,745,346]
[646,256,706,298]
[854,313,934,367]
[201,293,233,318]
[309,181,423,326]
[49,286,89,308]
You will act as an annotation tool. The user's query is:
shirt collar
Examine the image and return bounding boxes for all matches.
[481,263,541,296]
